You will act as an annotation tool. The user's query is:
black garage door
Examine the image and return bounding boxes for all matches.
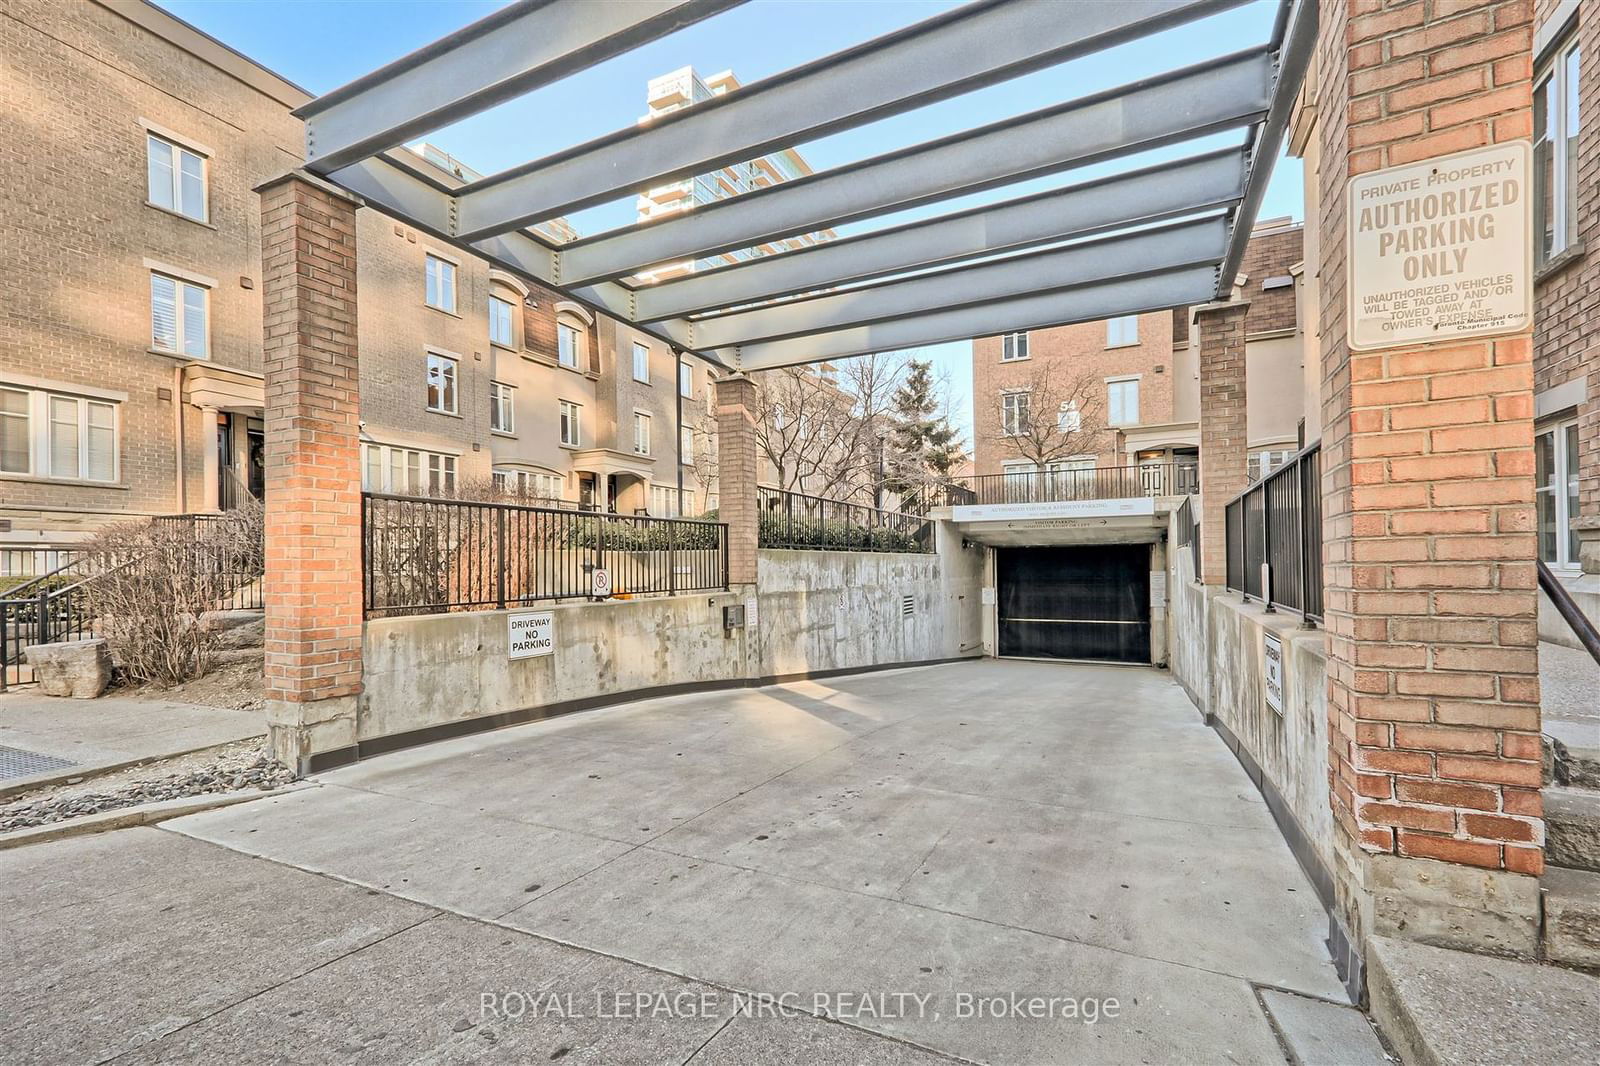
[997,545,1151,663]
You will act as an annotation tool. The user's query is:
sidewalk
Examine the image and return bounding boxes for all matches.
[0,692,265,797]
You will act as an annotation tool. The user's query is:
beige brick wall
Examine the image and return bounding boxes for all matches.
[0,0,302,536]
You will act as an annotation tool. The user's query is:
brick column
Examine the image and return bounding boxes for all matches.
[257,171,364,769]
[1196,300,1250,584]
[714,374,760,586]
[1319,0,1541,957]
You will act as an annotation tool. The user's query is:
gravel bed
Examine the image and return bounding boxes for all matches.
[1,743,296,831]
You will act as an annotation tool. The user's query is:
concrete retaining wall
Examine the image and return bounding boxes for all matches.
[357,524,984,748]
[1165,510,1336,893]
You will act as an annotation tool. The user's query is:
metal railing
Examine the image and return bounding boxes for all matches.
[362,493,728,618]
[1539,559,1600,666]
[1175,494,1201,580]
[931,462,1198,508]
[1224,443,1322,623]
[2,513,264,690]
[757,486,934,554]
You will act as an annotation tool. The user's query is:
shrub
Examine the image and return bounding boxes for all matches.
[81,501,264,686]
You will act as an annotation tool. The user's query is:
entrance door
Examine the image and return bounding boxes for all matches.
[996,544,1150,663]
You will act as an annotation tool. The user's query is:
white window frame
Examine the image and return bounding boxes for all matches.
[361,443,456,496]
[1056,400,1082,434]
[1000,391,1030,437]
[489,380,514,433]
[1538,416,1583,570]
[681,425,695,466]
[425,253,457,313]
[679,360,694,398]
[557,321,583,369]
[145,132,207,222]
[1535,35,1581,264]
[1,386,32,476]
[1106,377,1140,426]
[149,272,209,358]
[1106,315,1139,348]
[632,341,652,383]
[426,351,458,414]
[1001,332,1029,361]
[633,411,652,455]
[559,400,582,447]
[651,484,682,517]
[488,294,515,348]
[0,387,120,483]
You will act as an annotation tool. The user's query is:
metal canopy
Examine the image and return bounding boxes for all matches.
[301,0,1315,372]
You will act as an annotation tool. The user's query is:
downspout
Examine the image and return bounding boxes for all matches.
[173,365,185,512]
[674,349,685,516]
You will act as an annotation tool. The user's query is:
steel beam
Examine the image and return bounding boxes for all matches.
[559,47,1274,287]
[297,0,745,175]
[452,0,1245,239]
[721,267,1220,370]
[1215,0,1318,296]
[689,216,1227,349]
[627,148,1246,322]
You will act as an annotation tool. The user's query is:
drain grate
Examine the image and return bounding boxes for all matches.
[0,746,77,782]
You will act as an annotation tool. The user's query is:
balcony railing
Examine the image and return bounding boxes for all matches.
[1225,443,1323,623]
[933,462,1198,508]
[758,487,933,554]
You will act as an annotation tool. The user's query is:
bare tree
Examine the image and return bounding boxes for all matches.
[750,353,906,503]
[994,361,1112,468]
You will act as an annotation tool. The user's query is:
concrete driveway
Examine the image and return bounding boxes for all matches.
[2,661,1355,1064]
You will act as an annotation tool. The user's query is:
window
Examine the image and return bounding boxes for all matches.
[558,322,581,368]
[488,295,515,347]
[1538,418,1582,568]
[1107,378,1139,426]
[560,400,581,446]
[150,273,208,357]
[632,342,651,383]
[494,469,564,502]
[425,254,456,313]
[1056,401,1081,434]
[1106,315,1139,348]
[489,380,514,433]
[425,353,457,414]
[679,361,694,398]
[1001,332,1029,361]
[146,133,206,221]
[0,388,116,482]
[1,388,29,474]
[681,425,695,466]
[1000,391,1030,436]
[1536,37,1581,264]
[633,412,651,455]
[1248,448,1296,483]
[651,485,682,517]
[360,443,454,495]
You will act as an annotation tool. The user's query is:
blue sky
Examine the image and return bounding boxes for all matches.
[157,0,1305,444]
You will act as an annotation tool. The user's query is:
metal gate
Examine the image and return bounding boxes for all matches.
[996,545,1151,663]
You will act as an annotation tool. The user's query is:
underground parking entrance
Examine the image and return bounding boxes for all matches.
[996,544,1151,663]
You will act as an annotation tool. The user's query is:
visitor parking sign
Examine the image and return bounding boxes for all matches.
[1346,141,1532,351]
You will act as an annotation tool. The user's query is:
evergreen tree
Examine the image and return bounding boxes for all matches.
[884,360,966,504]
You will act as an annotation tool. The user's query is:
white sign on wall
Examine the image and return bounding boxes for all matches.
[507,611,554,659]
[1263,633,1284,715]
[745,596,759,630]
[1346,141,1532,351]
[591,568,612,598]
[951,497,1156,523]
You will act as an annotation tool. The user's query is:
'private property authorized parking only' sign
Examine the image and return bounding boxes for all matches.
[1346,141,1532,351]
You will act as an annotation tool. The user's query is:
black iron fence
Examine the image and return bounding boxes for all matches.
[1224,443,1323,622]
[758,487,933,554]
[1175,494,1201,580]
[931,462,1198,508]
[362,493,728,617]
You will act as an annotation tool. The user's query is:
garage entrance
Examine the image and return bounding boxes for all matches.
[997,544,1151,663]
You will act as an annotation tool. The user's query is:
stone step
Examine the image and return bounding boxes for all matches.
[1542,866,1600,972]
[1545,726,1600,791]
[1546,786,1600,873]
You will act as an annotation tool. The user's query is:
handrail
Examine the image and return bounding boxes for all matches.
[1539,559,1600,666]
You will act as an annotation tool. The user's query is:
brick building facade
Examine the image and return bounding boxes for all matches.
[972,220,1308,485]
[0,0,717,566]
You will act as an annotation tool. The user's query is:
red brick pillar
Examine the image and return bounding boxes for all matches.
[1319,0,1541,956]
[714,374,760,586]
[1197,300,1250,585]
[257,171,364,769]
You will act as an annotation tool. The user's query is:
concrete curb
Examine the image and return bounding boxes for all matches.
[0,781,313,851]
[0,734,269,802]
